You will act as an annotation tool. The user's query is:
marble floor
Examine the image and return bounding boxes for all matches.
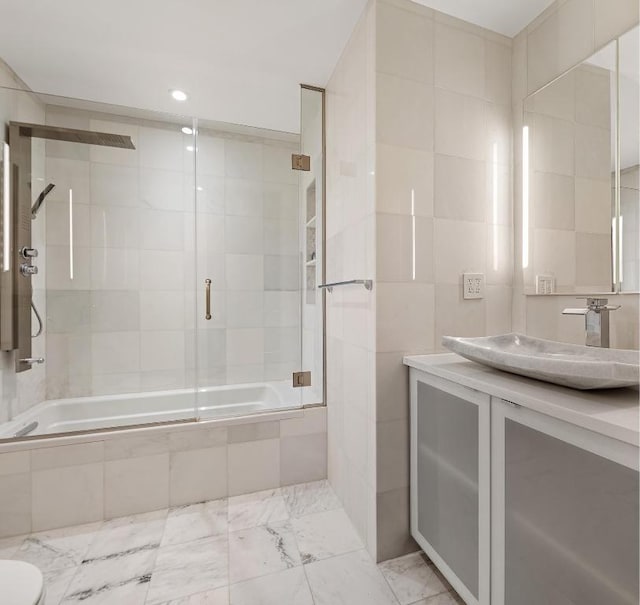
[0,480,463,605]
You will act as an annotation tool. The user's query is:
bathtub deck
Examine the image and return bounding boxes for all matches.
[0,480,462,605]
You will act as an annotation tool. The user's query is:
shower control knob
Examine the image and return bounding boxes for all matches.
[20,247,38,259]
[20,263,38,276]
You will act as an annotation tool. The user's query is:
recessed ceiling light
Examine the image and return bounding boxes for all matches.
[181,126,193,135]
[186,145,196,152]
[197,186,204,192]
[170,89,188,101]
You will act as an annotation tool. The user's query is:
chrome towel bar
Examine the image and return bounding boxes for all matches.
[318,279,373,293]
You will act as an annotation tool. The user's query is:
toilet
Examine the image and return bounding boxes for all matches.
[0,561,45,604]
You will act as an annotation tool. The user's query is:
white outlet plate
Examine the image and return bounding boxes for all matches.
[463,272,485,299]
[536,274,555,294]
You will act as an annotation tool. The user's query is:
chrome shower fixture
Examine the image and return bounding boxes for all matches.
[31,183,55,218]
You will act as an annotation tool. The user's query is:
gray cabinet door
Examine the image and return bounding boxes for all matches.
[410,371,490,605]
[493,399,639,605]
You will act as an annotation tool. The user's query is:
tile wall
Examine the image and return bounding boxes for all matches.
[0,406,326,538]
[325,0,378,559]
[373,0,513,561]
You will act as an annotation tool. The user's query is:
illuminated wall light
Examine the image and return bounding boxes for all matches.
[2,142,10,272]
[492,142,499,273]
[411,188,416,281]
[619,215,623,284]
[522,126,530,269]
[69,189,74,280]
[170,89,188,101]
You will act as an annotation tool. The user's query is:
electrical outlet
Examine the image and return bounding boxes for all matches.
[536,274,555,294]
[463,273,485,299]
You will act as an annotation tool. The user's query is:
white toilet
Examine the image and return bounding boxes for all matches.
[0,560,45,605]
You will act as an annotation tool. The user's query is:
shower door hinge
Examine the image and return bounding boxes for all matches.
[291,154,311,171]
[293,371,311,387]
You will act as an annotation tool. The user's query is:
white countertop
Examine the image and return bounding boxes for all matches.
[404,353,640,447]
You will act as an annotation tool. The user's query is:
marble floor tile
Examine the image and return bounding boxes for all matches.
[229,567,313,605]
[13,522,102,572]
[154,587,229,605]
[62,547,156,604]
[378,552,450,605]
[305,549,398,605]
[411,592,465,605]
[281,480,341,518]
[227,488,288,532]
[87,510,166,559]
[291,508,363,564]
[61,574,151,604]
[0,534,26,559]
[146,535,228,604]
[162,499,227,547]
[228,521,301,584]
[43,567,77,605]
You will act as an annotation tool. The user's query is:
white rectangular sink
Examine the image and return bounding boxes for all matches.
[442,333,640,390]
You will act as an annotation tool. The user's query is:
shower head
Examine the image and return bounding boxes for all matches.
[31,183,55,219]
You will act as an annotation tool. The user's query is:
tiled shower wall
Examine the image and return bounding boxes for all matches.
[511,0,639,348]
[43,106,300,400]
[0,61,47,423]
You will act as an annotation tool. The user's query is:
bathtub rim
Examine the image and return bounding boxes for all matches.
[0,403,325,453]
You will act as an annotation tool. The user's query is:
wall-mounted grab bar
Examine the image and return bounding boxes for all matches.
[318,279,373,293]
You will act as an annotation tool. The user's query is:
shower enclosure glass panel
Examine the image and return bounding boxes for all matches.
[0,84,323,441]
[194,119,304,419]
[0,86,200,437]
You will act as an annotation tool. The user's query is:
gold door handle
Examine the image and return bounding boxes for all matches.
[205,279,212,320]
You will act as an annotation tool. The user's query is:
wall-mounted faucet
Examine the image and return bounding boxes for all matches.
[562,298,621,348]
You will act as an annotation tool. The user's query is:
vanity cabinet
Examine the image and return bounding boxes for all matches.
[492,399,639,605]
[408,356,639,605]
[409,370,491,605]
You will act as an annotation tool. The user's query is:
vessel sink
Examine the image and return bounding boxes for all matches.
[442,333,640,390]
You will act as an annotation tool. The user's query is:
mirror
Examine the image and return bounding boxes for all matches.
[523,40,616,294]
[522,26,639,294]
[619,26,639,292]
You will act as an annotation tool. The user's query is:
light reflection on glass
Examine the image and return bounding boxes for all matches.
[69,188,74,280]
[522,126,530,269]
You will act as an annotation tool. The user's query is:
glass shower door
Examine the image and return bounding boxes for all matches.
[194,119,304,420]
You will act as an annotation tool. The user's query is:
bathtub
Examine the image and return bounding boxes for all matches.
[0,381,299,440]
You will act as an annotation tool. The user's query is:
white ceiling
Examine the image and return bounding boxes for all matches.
[0,0,553,133]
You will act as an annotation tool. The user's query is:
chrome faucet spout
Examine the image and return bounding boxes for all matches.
[562,297,620,348]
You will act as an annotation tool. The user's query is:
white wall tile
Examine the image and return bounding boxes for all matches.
[435,22,485,97]
[32,463,103,532]
[104,454,169,518]
[225,140,262,180]
[377,0,434,83]
[377,72,434,151]
[0,473,31,536]
[92,331,140,375]
[141,331,185,372]
[170,447,228,506]
[228,438,280,496]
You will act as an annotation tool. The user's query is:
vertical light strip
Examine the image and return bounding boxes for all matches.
[492,142,499,272]
[411,188,416,281]
[69,188,74,280]
[619,215,623,284]
[2,142,10,272]
[612,216,617,284]
[522,126,530,269]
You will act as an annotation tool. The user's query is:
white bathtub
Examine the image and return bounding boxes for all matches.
[1,381,299,439]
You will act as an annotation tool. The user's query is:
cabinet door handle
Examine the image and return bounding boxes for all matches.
[205,279,212,320]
